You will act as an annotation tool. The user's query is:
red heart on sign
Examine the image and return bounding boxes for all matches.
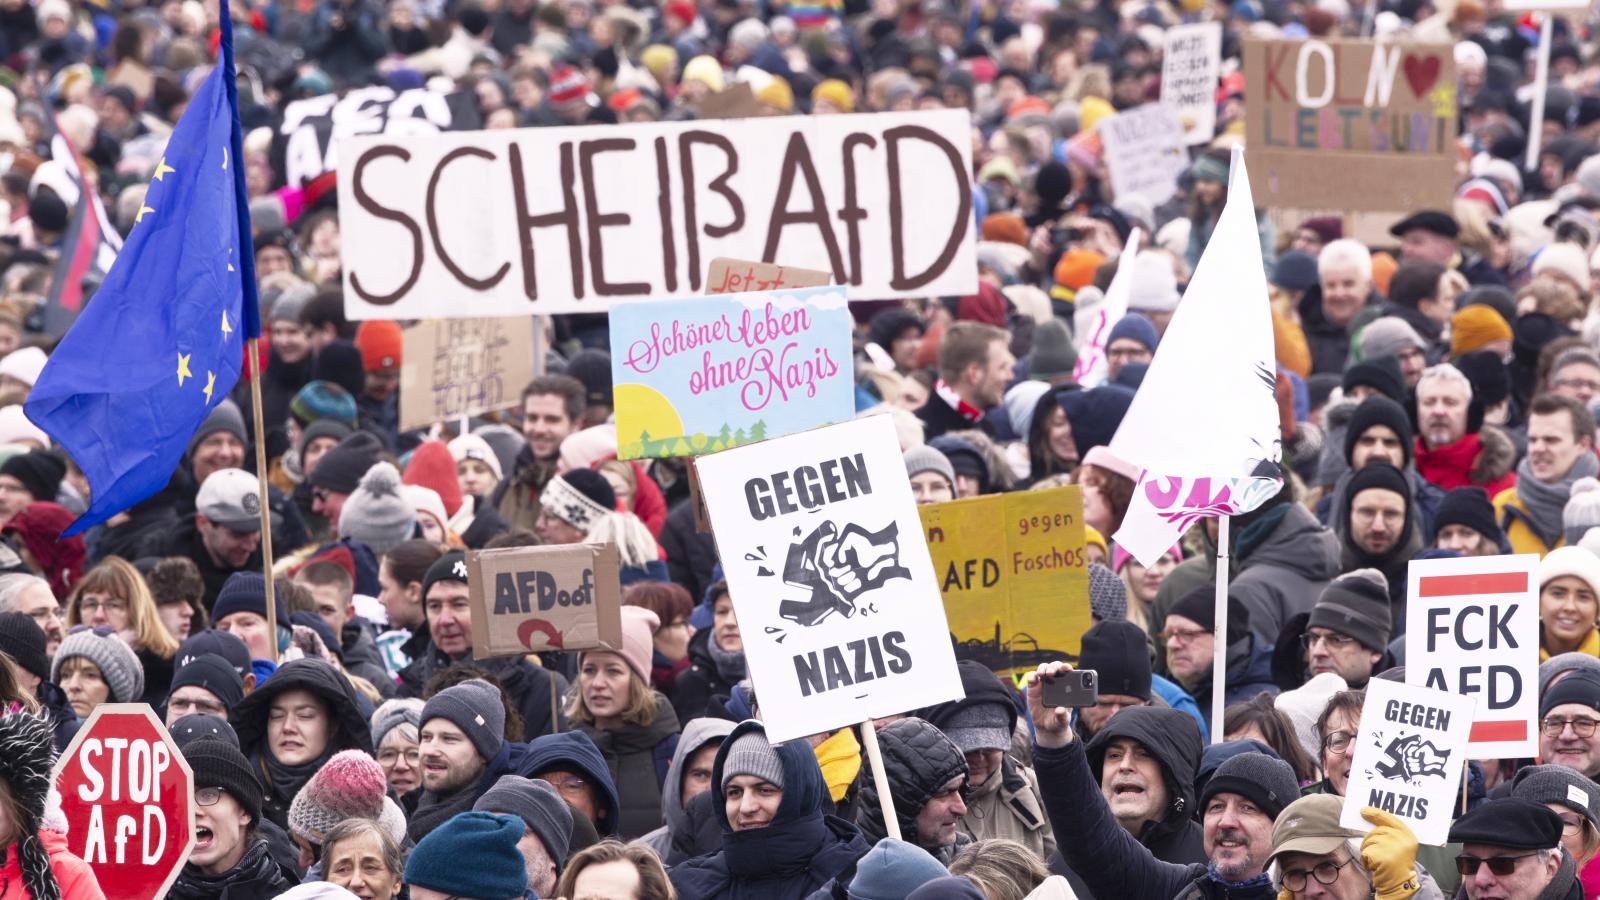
[1402,54,1440,98]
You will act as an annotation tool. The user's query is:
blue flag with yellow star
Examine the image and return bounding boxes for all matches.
[24,9,260,535]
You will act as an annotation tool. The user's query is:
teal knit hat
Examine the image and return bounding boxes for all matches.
[404,811,527,899]
[1191,153,1229,186]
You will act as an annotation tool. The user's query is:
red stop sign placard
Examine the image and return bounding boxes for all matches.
[52,705,195,900]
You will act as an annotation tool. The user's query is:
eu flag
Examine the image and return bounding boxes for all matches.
[24,11,260,534]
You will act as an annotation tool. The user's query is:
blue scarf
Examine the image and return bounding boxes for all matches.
[1205,863,1275,897]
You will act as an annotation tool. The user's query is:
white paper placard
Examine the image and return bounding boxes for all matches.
[1340,678,1475,846]
[1161,23,1223,145]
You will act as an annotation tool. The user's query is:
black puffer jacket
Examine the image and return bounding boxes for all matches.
[1083,707,1205,866]
[854,717,969,862]
[672,627,741,722]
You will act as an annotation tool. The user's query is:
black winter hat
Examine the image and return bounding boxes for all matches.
[421,550,469,601]
[1340,355,1405,405]
[1458,284,1516,324]
[312,340,366,400]
[0,451,65,502]
[0,612,48,681]
[1308,569,1392,652]
[563,349,613,408]
[170,715,239,749]
[308,431,383,494]
[1200,751,1299,819]
[1168,588,1251,646]
[1076,620,1152,700]
[1448,798,1562,850]
[168,653,245,713]
[1455,350,1511,407]
[1342,397,1414,469]
[1431,486,1503,546]
[1345,462,1410,514]
[1541,668,1600,719]
[184,736,264,825]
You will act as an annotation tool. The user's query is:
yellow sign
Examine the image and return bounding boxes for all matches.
[918,486,1091,678]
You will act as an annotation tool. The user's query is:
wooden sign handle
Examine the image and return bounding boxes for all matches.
[861,718,901,841]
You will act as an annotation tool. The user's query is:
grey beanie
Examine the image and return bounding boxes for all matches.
[51,627,145,704]
[941,704,1012,755]
[370,697,423,748]
[1308,568,1392,653]
[421,680,505,762]
[1088,563,1127,621]
[337,462,417,556]
[266,280,315,325]
[1513,764,1600,830]
[903,446,955,491]
[1200,752,1299,819]
[721,728,785,791]
[475,775,574,868]
[1357,317,1426,361]
[1540,653,1600,698]
[187,399,247,458]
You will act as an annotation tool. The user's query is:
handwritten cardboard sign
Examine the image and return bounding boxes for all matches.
[1098,104,1189,205]
[338,110,977,318]
[1242,37,1456,211]
[918,486,1091,678]
[399,318,538,431]
[1340,679,1474,846]
[608,286,854,459]
[694,415,962,743]
[1161,23,1222,145]
[705,257,832,295]
[466,543,623,658]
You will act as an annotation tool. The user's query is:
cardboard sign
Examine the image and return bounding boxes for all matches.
[694,415,963,742]
[1242,37,1456,211]
[1098,104,1189,205]
[1340,679,1474,846]
[919,486,1091,678]
[1161,23,1223,145]
[1406,554,1540,758]
[54,705,195,900]
[338,110,977,319]
[608,286,854,460]
[398,318,539,432]
[272,86,471,188]
[467,543,623,657]
[705,257,832,294]
[698,83,763,120]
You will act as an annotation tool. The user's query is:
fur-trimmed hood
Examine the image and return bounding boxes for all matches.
[1470,424,1517,486]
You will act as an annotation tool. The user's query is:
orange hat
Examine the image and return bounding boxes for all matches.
[981,212,1028,246]
[355,320,402,372]
[1370,252,1398,296]
[1054,249,1106,292]
[1451,305,1512,357]
[1007,96,1051,120]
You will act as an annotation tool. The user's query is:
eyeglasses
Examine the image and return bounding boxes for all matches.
[312,488,330,503]
[1552,378,1600,393]
[168,697,225,716]
[1542,716,1600,738]
[1322,730,1356,755]
[543,774,589,796]
[377,747,420,767]
[196,787,223,807]
[1160,627,1208,644]
[1280,856,1356,892]
[76,598,128,615]
[1456,852,1541,877]
[1300,630,1359,651]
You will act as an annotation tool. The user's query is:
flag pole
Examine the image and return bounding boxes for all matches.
[1210,515,1230,744]
[248,341,278,663]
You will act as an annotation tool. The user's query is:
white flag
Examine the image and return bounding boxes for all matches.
[1071,230,1141,388]
[1108,147,1282,566]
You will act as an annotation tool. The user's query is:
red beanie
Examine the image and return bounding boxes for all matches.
[355,321,403,372]
[404,441,463,518]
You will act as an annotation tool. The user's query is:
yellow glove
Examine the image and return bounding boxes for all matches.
[1276,886,1292,900]
[1360,807,1420,900]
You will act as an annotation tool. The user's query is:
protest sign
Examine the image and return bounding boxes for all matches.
[398,318,539,432]
[1406,554,1540,758]
[608,286,854,460]
[919,486,1090,679]
[272,86,478,188]
[1340,679,1474,846]
[1161,23,1223,144]
[694,414,962,743]
[467,543,623,657]
[337,110,977,319]
[1097,104,1189,205]
[705,257,832,294]
[1241,37,1456,211]
[54,705,194,900]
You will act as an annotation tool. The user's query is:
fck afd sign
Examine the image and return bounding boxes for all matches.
[53,705,195,900]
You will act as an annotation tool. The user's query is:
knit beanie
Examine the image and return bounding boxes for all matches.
[1341,355,1406,405]
[1200,751,1299,819]
[581,606,658,685]
[50,627,143,703]
[1455,351,1511,407]
[1274,672,1348,762]
[1513,764,1600,830]
[1357,318,1426,362]
[1564,479,1600,546]
[404,811,528,900]
[1539,545,1600,597]
[1451,306,1513,357]
[370,697,423,748]
[1541,668,1600,719]
[902,446,955,491]
[541,470,616,533]
[0,612,48,682]
[1307,569,1392,652]
[337,462,416,555]
[1087,562,1127,621]
[1432,486,1502,546]
[1126,251,1179,313]
[308,432,384,494]
[449,434,504,483]
[940,703,1013,755]
[421,680,506,762]
[721,728,785,790]
[421,551,469,602]
[1055,385,1136,459]
[1107,313,1159,354]
[1077,620,1152,700]
[184,735,264,824]
[1345,463,1410,515]
[168,653,245,712]
[0,451,65,503]
[472,424,524,478]
[186,400,247,459]
[0,714,59,900]
[178,629,252,676]
[1542,653,1600,699]
[0,347,45,387]
[1028,319,1077,380]
[290,381,359,429]
[847,839,949,900]
[1271,250,1319,293]
[1342,397,1414,469]
[288,750,390,844]
[1054,249,1104,293]
[170,714,238,750]
[474,775,574,868]
[314,341,366,400]
[299,420,352,464]
[1168,587,1252,647]
[0,406,48,449]
[403,440,464,518]
[354,321,402,372]
[212,572,290,631]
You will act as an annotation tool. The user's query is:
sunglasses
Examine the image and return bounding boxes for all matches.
[1456,852,1540,877]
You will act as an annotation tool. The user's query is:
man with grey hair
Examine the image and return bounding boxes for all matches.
[1414,364,1518,500]
[1301,239,1381,374]
[1546,348,1600,408]
[0,573,62,656]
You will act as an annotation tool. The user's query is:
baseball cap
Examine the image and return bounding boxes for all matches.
[196,469,265,533]
[1266,795,1362,867]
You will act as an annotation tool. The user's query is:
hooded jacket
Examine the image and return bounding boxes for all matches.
[576,693,681,840]
[854,717,972,865]
[669,720,871,900]
[636,716,736,860]
[1083,708,1205,865]
[0,830,102,900]
[515,730,624,837]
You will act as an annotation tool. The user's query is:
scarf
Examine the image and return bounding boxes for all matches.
[407,781,479,843]
[1541,625,1600,662]
[169,840,286,900]
[934,379,985,423]
[707,637,747,686]
[1518,450,1600,549]
[1204,864,1276,899]
[259,744,333,808]
[1536,849,1579,900]
[813,728,861,803]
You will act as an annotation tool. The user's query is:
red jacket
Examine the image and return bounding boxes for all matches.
[1414,432,1517,497]
[0,831,104,900]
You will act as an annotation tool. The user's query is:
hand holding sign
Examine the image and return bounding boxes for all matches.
[1340,679,1474,846]
[1359,808,1421,900]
